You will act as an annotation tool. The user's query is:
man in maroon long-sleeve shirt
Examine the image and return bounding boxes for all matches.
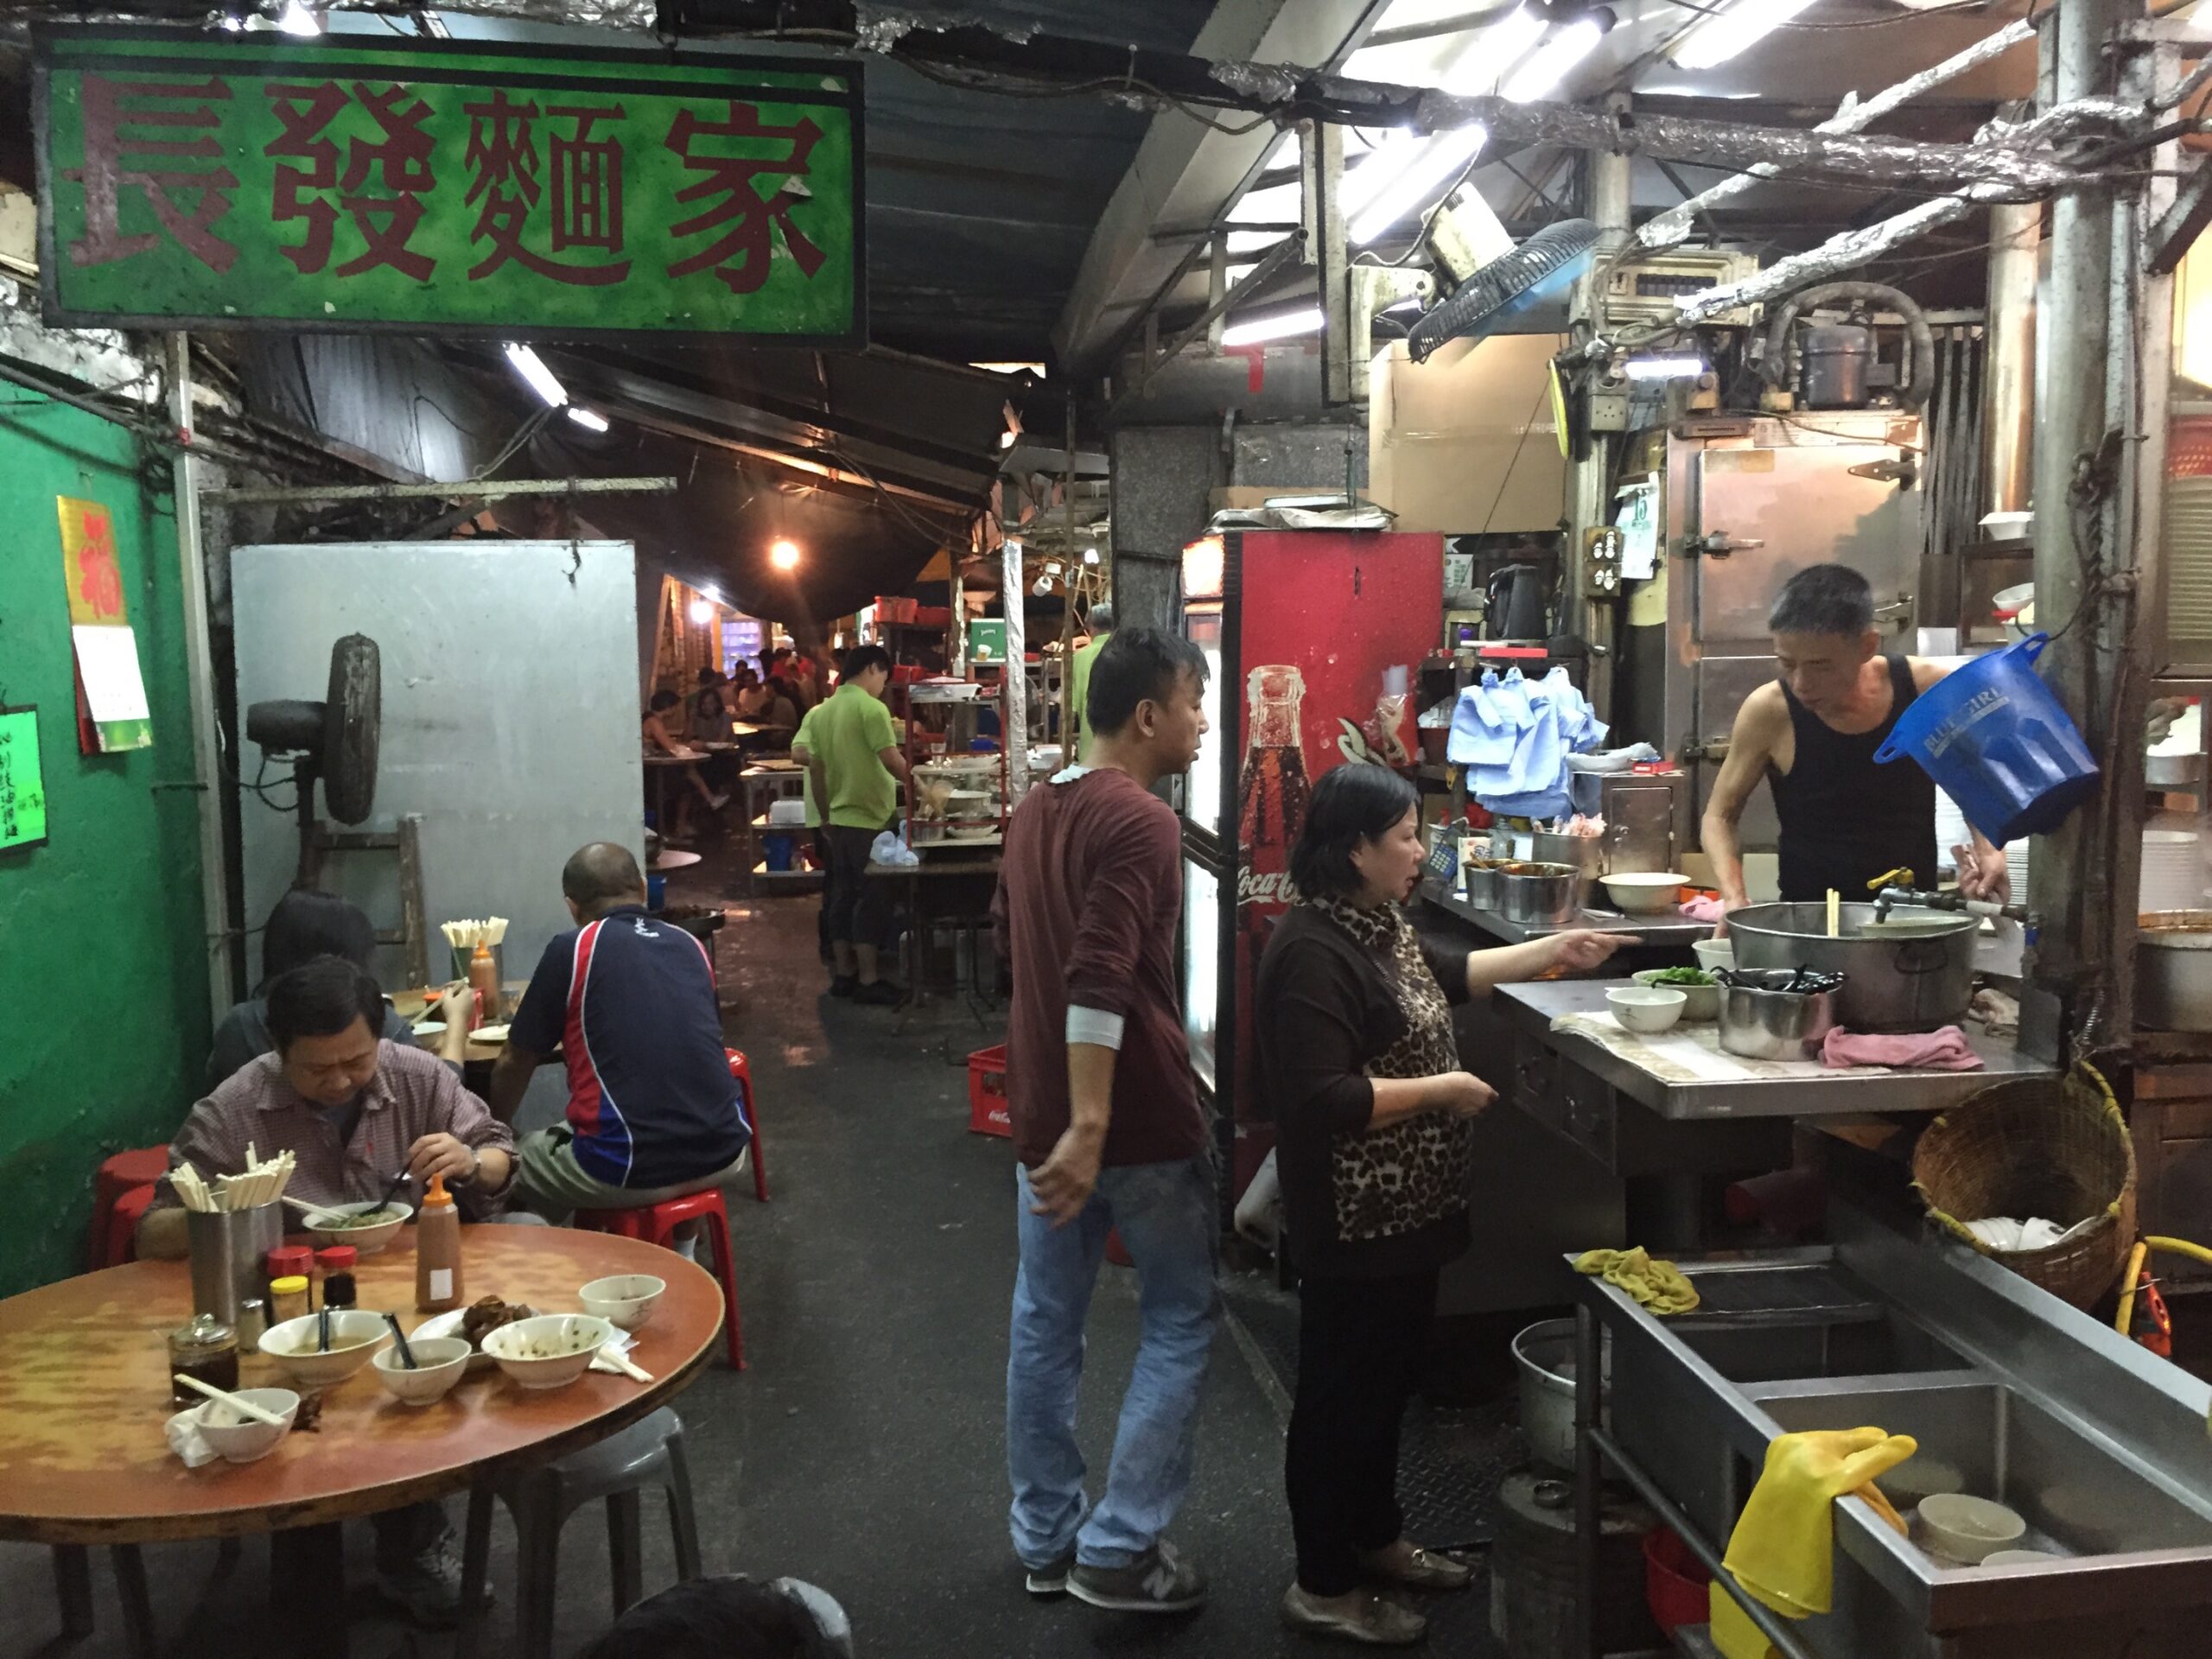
[990,627,1217,1616]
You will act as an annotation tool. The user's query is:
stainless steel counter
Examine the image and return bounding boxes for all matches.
[1496,977,2053,1122]
[1420,877,1717,948]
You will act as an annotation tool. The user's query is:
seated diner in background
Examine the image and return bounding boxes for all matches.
[645,689,729,843]
[207,887,416,1090]
[487,842,753,1224]
[137,955,519,1262]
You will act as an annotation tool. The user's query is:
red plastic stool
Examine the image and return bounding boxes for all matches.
[724,1049,769,1203]
[575,1189,745,1370]
[88,1147,168,1270]
[102,1184,158,1270]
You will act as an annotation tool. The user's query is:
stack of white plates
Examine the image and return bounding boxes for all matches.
[2142,829,2203,913]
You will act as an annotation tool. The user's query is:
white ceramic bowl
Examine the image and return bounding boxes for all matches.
[1918,1493,2026,1563]
[372,1336,473,1407]
[195,1388,301,1463]
[258,1310,393,1389]
[1606,985,1687,1034]
[579,1274,666,1332]
[480,1313,616,1391]
[1632,970,1721,1022]
[1693,938,1735,975]
[1600,873,1687,915]
[306,1199,416,1255]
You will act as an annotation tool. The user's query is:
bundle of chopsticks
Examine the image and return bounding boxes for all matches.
[440,917,509,950]
[169,1146,295,1212]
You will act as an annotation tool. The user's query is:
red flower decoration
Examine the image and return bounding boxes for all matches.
[75,515,122,619]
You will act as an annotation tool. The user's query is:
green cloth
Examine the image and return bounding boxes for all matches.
[1070,630,1110,763]
[813,682,899,830]
[793,703,822,829]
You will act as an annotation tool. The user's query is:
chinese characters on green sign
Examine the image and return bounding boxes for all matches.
[0,709,49,852]
[34,29,863,341]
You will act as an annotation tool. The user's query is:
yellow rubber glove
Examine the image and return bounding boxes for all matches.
[1722,1427,1918,1621]
[1573,1246,1700,1314]
[1709,1580,1777,1659]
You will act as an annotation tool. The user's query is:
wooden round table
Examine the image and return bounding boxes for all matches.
[0,1228,724,1654]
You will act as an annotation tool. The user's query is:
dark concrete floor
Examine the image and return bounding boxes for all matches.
[1,876,1510,1659]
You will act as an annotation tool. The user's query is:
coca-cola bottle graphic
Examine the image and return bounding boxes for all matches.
[1236,664,1310,910]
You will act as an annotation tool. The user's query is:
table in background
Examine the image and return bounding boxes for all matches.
[0,1230,723,1657]
[866,850,1002,1025]
[642,752,704,841]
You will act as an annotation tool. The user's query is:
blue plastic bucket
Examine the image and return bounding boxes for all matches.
[1872,633,2100,842]
[762,831,798,873]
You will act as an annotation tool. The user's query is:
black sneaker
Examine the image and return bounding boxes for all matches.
[1024,1549,1077,1597]
[853,979,904,1007]
[830,975,859,997]
[1067,1540,1205,1613]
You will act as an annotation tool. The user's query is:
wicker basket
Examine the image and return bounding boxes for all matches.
[1910,1065,2136,1309]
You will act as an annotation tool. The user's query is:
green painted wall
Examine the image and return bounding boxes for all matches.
[0,387,209,1297]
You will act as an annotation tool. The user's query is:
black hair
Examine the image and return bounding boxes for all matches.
[696,665,725,685]
[576,1576,847,1659]
[1769,563,1874,637]
[562,842,645,918]
[259,888,378,990]
[840,644,892,680]
[649,690,681,713]
[1289,762,1421,901]
[264,956,386,1054]
[1086,626,1207,737]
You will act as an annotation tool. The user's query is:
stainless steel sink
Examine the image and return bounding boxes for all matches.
[1578,1215,2212,1658]
[1751,1376,2212,1558]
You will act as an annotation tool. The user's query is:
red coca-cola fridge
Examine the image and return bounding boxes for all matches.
[1178,529,1444,1201]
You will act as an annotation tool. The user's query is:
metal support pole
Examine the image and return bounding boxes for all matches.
[1002,527,1029,802]
[1571,96,1631,720]
[2025,0,2126,1053]
[1057,391,1078,762]
[1572,1304,1603,1658]
[166,333,240,1023]
[1303,118,1353,408]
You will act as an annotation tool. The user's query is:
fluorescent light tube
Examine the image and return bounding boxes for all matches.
[1503,14,1606,102]
[1220,307,1325,346]
[1672,0,1818,69]
[1348,124,1489,245]
[502,343,567,407]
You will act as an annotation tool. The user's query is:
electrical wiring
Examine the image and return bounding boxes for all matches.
[1657,0,1993,26]
[891,53,1276,136]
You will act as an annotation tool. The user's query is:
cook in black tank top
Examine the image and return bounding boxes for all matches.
[1767,655,1937,904]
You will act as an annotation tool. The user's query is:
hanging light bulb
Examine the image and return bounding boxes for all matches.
[770,538,801,570]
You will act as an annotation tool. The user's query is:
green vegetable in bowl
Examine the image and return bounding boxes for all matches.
[1646,967,1715,987]
[318,1207,399,1230]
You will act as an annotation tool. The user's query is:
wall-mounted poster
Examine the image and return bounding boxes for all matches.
[57,494,151,753]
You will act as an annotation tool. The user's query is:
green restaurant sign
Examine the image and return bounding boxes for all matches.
[33,27,864,342]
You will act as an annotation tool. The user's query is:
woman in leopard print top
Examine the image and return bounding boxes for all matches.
[1256,763,1625,1645]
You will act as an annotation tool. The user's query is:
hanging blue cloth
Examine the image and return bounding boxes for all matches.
[1449,664,1610,822]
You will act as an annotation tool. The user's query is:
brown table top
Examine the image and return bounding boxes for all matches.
[0,1227,722,1545]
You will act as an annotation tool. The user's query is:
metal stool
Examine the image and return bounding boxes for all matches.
[456,1406,702,1659]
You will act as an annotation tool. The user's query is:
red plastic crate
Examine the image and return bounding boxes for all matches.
[968,1043,1009,1138]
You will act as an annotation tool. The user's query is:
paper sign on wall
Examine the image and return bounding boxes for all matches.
[0,708,49,850]
[56,494,150,753]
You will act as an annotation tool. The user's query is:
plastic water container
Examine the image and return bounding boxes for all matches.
[761,831,798,873]
[1872,633,2100,843]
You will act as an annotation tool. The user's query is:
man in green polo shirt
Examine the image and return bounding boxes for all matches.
[1069,602,1112,763]
[807,645,911,1005]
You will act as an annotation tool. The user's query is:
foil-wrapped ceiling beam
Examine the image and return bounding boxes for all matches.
[1637,16,2037,251]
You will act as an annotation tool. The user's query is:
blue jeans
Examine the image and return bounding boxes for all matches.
[1007,1154,1219,1570]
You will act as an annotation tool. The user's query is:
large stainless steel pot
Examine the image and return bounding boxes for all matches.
[1511,1317,1595,1473]
[1728,902,1976,1033]
[2139,914,2212,1032]
[1501,861,1580,927]
[1531,831,1601,904]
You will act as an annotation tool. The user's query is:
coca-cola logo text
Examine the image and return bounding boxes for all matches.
[1237,868,1299,907]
